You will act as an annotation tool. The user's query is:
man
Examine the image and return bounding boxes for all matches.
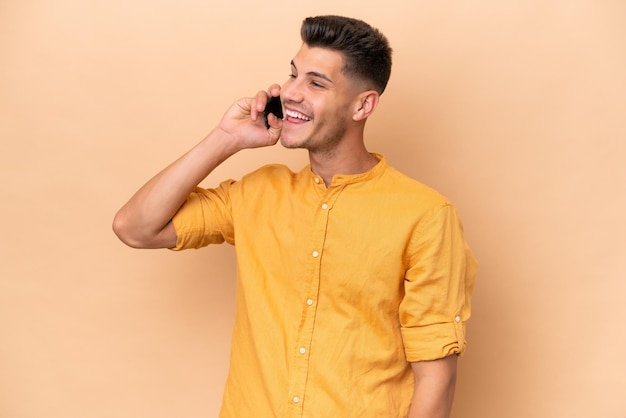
[113,15,477,418]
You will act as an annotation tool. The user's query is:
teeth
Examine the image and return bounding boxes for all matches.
[285,109,311,121]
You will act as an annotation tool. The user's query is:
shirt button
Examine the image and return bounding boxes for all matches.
[293,396,300,403]
[455,315,462,323]
[299,347,306,354]
[314,177,320,184]
[306,299,313,306]
[321,203,328,210]
[312,251,319,257]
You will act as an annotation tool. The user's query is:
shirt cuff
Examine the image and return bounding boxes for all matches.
[401,319,467,362]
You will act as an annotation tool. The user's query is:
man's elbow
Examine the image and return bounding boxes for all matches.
[112,211,143,248]
[112,211,177,249]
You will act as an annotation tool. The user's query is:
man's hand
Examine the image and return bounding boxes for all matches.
[216,85,283,152]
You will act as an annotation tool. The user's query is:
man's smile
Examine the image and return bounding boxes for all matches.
[284,108,312,123]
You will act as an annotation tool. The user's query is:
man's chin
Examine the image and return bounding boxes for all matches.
[279,135,306,150]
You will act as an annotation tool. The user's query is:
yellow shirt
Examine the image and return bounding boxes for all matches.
[171,155,477,418]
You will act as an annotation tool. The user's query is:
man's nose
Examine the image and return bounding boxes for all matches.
[281,80,303,104]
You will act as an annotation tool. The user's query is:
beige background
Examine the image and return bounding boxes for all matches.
[1,0,625,417]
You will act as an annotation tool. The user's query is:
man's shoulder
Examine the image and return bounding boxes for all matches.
[241,163,298,181]
[231,163,306,194]
[382,165,450,206]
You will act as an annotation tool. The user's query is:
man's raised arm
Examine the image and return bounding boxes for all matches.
[112,88,283,249]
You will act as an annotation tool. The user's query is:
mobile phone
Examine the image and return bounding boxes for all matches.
[263,96,283,128]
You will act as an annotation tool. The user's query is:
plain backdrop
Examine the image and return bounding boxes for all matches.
[1,1,625,417]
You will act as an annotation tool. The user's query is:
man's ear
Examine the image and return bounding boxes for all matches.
[352,90,380,121]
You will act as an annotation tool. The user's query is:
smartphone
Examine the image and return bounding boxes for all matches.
[263,96,283,128]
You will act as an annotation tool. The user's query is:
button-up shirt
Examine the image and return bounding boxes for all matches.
[171,154,477,418]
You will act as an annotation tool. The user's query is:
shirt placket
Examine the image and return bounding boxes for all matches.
[286,177,344,417]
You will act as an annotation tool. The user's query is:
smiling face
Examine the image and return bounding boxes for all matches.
[279,44,362,153]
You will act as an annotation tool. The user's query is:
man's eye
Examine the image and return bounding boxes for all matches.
[288,74,296,79]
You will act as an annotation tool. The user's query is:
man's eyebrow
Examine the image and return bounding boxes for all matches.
[291,60,334,84]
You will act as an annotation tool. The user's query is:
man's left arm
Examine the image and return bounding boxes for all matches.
[408,355,458,418]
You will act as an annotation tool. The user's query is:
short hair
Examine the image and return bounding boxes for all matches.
[300,15,393,94]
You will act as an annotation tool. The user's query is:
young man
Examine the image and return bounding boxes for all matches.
[113,15,477,418]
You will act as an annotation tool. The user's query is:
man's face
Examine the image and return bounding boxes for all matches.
[279,44,359,153]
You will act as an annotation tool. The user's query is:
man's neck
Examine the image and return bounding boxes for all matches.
[309,145,379,187]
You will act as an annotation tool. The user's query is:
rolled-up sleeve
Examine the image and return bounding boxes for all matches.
[169,180,236,251]
[399,203,477,362]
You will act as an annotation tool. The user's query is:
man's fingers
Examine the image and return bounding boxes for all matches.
[266,113,282,143]
[251,85,282,121]
[251,90,269,120]
[268,84,281,98]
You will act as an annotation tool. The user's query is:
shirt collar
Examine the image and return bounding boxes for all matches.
[304,153,388,187]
